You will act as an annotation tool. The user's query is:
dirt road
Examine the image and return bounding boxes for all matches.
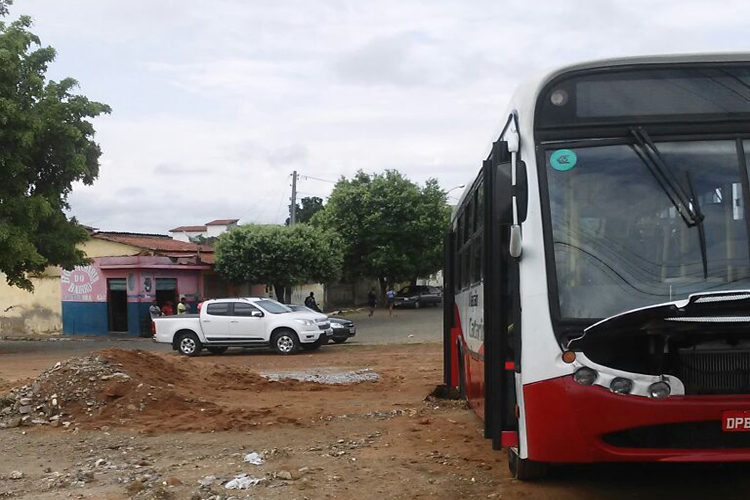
[1,335,749,499]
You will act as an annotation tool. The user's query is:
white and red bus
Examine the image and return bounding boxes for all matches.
[444,54,750,479]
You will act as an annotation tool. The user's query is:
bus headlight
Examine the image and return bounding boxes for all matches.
[573,367,597,386]
[610,377,633,395]
[648,381,671,399]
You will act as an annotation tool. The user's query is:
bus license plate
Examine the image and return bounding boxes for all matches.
[722,411,750,432]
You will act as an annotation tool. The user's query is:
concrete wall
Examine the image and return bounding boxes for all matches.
[171,230,206,242]
[81,238,142,258]
[291,283,325,309]
[325,279,379,310]
[0,268,63,335]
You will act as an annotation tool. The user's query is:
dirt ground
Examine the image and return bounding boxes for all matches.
[1,343,750,500]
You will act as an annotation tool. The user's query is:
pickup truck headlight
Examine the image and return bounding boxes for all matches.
[295,319,316,327]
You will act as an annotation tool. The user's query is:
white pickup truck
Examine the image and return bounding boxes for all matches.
[153,297,331,356]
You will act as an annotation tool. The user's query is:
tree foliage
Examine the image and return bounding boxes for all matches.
[285,196,324,225]
[313,170,451,292]
[0,12,111,290]
[214,224,343,301]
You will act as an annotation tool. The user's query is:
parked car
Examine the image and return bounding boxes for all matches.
[153,298,331,356]
[287,304,356,344]
[393,285,442,308]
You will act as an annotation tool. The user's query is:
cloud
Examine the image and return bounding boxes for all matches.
[153,163,211,177]
[16,0,750,234]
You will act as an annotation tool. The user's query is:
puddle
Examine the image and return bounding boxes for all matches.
[260,368,381,384]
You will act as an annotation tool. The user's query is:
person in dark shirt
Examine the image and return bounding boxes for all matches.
[304,292,321,312]
[367,289,377,317]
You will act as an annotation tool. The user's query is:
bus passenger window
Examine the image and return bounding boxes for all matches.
[475,184,484,231]
[473,236,483,282]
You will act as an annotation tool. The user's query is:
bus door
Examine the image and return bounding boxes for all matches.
[484,130,528,450]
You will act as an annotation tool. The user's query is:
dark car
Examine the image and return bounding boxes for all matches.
[286,305,356,344]
[393,285,442,308]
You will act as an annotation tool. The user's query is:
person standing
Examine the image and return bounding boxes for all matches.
[196,297,205,312]
[161,300,174,316]
[149,299,162,319]
[149,299,161,335]
[177,297,190,315]
[304,292,321,312]
[367,289,377,317]
[386,287,396,317]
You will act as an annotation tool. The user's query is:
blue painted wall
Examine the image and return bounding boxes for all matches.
[62,302,108,336]
[129,301,153,336]
[62,300,150,336]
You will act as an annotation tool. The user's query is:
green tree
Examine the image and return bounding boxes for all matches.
[0,10,111,290]
[313,170,451,297]
[214,224,343,303]
[285,196,324,225]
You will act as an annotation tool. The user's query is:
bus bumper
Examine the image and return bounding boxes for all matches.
[523,376,750,463]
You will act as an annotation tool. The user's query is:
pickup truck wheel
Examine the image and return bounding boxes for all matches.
[272,330,300,355]
[207,346,228,355]
[177,332,202,357]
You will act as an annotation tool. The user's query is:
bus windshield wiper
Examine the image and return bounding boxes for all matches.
[629,127,708,278]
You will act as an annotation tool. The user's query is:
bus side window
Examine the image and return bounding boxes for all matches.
[475,183,484,232]
[455,234,462,292]
[465,196,474,242]
[473,235,483,282]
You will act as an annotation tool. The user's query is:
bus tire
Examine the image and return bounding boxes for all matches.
[508,448,548,480]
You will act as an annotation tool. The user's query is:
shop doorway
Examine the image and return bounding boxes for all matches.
[107,278,129,332]
[155,278,178,315]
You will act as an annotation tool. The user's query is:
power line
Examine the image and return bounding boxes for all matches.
[300,174,336,184]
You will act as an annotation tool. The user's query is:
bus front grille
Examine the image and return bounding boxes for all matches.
[603,421,750,449]
[677,349,750,395]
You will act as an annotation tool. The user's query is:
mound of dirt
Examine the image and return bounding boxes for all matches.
[0,349,379,432]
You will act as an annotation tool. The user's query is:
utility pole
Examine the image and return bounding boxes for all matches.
[289,170,298,225]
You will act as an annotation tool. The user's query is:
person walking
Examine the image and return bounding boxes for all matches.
[367,289,377,317]
[386,286,396,317]
[304,292,321,312]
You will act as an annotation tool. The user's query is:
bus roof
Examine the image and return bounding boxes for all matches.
[450,53,750,218]
[526,52,750,94]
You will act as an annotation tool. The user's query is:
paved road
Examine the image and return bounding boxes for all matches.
[0,306,442,381]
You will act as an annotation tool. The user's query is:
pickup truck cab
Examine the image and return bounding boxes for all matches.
[153,297,331,356]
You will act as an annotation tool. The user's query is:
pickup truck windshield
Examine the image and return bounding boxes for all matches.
[256,299,292,314]
[546,139,750,320]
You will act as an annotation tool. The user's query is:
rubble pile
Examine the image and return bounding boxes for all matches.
[0,350,180,429]
[0,354,124,428]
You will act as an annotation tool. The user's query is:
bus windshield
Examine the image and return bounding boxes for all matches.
[546,139,750,320]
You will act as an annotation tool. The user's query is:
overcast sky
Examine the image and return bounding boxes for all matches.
[17,0,750,233]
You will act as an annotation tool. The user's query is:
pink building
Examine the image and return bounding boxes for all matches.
[61,232,263,336]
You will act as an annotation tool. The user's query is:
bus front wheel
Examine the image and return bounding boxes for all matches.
[508,448,548,480]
